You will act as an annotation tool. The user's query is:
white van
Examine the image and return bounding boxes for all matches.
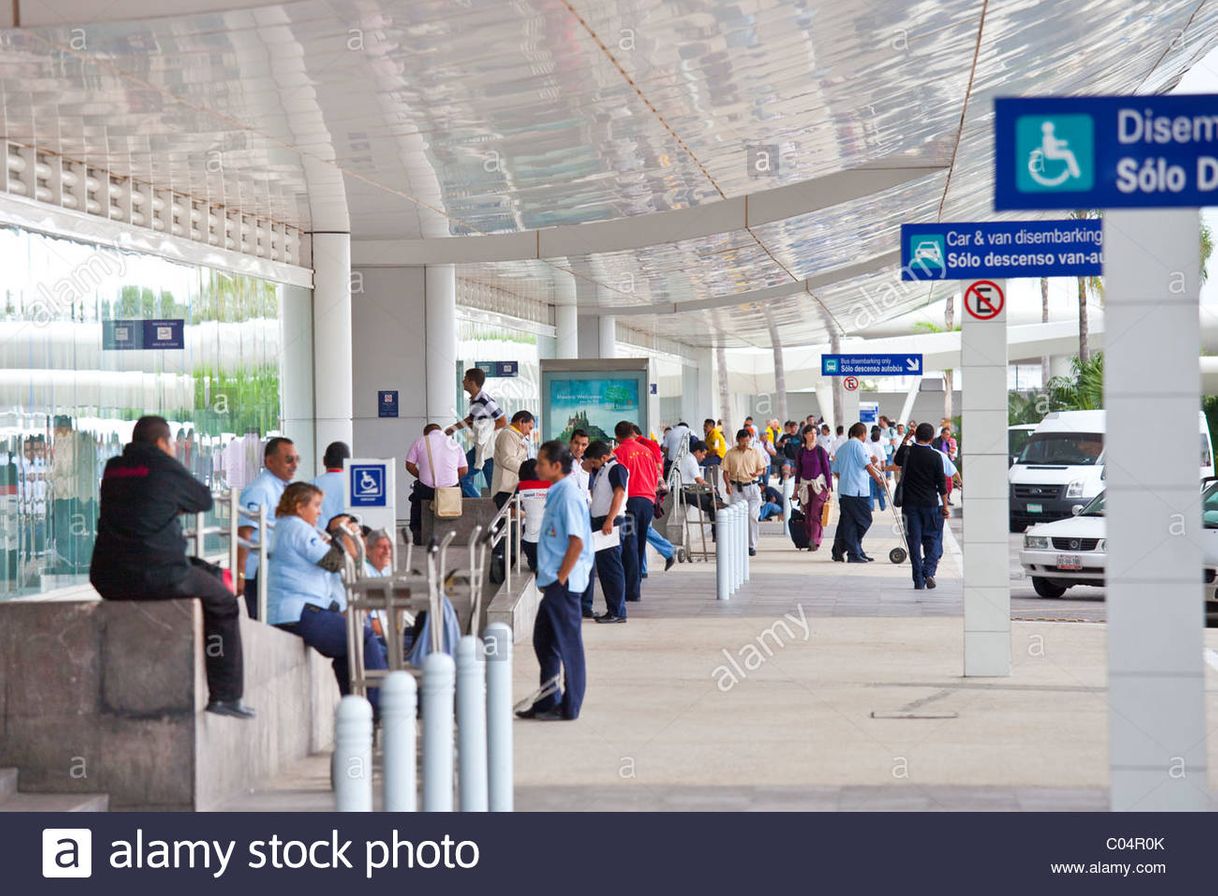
[1008,410,1214,531]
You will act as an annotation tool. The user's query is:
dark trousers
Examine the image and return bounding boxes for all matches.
[624,496,653,601]
[96,558,243,703]
[833,494,873,561]
[409,481,436,546]
[531,581,586,719]
[492,490,512,566]
[905,505,945,587]
[586,515,626,617]
[243,574,259,621]
[277,607,388,710]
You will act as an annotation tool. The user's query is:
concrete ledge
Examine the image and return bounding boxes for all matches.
[487,575,541,644]
[0,598,338,810]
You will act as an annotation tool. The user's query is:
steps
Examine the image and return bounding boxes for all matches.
[0,767,108,812]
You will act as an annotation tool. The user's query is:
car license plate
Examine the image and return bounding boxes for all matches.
[1027,503,1043,513]
[1056,554,1082,571]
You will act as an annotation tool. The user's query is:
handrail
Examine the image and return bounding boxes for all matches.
[483,491,521,593]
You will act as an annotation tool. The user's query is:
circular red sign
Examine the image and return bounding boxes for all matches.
[964,280,1005,320]
[843,376,859,392]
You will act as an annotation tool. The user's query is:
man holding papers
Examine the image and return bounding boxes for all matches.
[582,440,629,624]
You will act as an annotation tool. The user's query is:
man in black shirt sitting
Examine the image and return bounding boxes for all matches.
[892,422,951,590]
[90,415,253,719]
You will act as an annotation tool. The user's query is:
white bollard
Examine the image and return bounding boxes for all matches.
[334,695,374,812]
[422,651,455,812]
[456,635,489,812]
[716,508,730,601]
[731,503,743,592]
[483,623,514,812]
[381,671,417,812]
[742,500,751,585]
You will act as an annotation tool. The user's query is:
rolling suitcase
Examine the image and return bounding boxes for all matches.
[788,507,811,550]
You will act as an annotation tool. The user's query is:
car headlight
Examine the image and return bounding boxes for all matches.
[1025,535,1050,550]
[1096,539,1105,552]
[1065,480,1085,498]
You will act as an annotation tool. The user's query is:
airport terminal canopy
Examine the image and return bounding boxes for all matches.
[1,0,1215,347]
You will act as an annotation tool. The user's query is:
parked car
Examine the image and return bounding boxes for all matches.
[1020,491,1106,597]
[1022,485,1218,620]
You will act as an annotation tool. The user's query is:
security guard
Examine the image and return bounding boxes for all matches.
[516,440,593,721]
[90,416,253,719]
[312,441,351,526]
[237,436,298,619]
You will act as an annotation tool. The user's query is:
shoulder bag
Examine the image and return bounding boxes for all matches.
[425,434,463,519]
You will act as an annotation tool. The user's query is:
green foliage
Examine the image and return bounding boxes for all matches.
[1008,391,1045,426]
[188,366,281,436]
[1045,353,1104,411]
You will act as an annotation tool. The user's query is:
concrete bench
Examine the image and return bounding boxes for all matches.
[0,596,337,810]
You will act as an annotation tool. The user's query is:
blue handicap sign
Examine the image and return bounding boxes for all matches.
[995,94,1218,209]
[349,464,387,507]
[900,220,1102,280]
[822,354,922,377]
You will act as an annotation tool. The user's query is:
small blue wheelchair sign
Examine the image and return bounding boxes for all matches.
[350,464,386,507]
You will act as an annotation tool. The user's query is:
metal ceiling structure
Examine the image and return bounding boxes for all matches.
[2,0,1216,349]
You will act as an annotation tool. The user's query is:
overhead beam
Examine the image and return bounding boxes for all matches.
[351,163,944,266]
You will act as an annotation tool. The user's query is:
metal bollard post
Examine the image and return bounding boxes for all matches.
[483,623,514,812]
[381,671,417,812]
[731,503,743,593]
[724,503,736,595]
[422,651,456,811]
[742,500,751,585]
[456,635,489,812]
[334,695,374,811]
[715,508,730,601]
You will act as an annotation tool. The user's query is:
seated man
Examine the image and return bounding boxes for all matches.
[758,483,785,521]
[90,415,253,719]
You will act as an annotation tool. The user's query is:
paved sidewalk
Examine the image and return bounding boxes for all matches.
[223,506,1218,811]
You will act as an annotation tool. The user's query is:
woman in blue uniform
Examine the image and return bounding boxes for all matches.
[266,482,388,703]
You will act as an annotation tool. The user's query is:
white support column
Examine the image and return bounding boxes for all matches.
[312,232,353,452]
[814,378,835,431]
[960,279,1010,677]
[425,264,458,422]
[840,387,860,429]
[898,377,923,426]
[556,304,579,359]
[599,316,618,359]
[1104,210,1207,811]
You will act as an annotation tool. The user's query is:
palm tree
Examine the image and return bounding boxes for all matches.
[1046,353,1104,411]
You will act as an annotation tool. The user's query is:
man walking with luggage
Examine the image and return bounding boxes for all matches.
[894,423,951,589]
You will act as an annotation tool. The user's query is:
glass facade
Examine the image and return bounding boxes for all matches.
[0,226,290,599]
[457,317,545,421]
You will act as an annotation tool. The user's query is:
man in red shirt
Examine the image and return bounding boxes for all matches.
[614,421,662,602]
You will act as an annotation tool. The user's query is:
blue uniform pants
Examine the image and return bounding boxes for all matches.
[904,505,944,587]
[531,582,586,719]
[624,497,653,599]
[279,607,388,711]
[832,494,873,561]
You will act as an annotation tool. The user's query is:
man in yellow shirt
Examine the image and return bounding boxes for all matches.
[723,429,766,555]
[702,418,727,466]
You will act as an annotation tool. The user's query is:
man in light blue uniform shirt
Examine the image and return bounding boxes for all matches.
[516,440,593,722]
[312,441,351,527]
[237,436,297,619]
[830,422,886,564]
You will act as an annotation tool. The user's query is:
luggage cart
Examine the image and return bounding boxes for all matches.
[341,526,487,696]
[883,482,910,565]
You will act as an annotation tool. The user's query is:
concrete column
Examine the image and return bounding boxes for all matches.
[960,279,1010,677]
[840,387,859,429]
[813,378,835,431]
[1104,210,1207,811]
[425,264,458,421]
[312,232,353,452]
[599,315,617,359]
[556,304,579,359]
[687,347,714,426]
